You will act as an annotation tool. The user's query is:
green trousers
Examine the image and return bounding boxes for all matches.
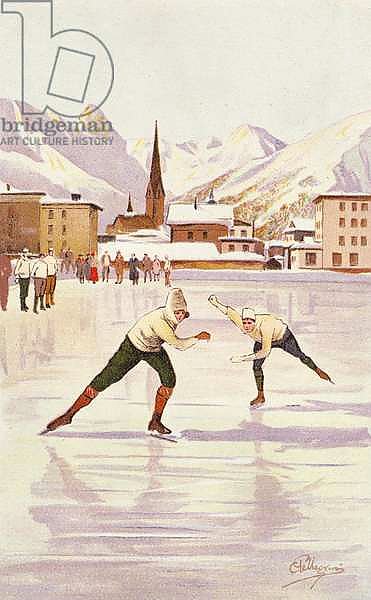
[90,336,176,392]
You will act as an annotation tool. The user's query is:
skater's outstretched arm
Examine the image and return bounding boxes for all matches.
[231,322,274,362]
[208,295,243,330]
[152,320,210,351]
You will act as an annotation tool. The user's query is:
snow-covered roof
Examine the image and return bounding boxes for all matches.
[316,192,371,197]
[219,251,265,262]
[41,196,103,210]
[116,229,170,243]
[290,241,322,250]
[283,217,315,233]
[219,236,262,243]
[167,203,233,226]
[265,239,292,248]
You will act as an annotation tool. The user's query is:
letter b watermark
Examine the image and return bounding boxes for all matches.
[2,0,114,117]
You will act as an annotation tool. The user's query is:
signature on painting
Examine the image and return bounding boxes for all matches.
[282,553,344,590]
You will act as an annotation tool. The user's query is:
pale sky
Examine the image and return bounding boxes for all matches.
[1,0,371,143]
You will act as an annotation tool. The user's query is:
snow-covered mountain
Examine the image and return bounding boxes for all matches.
[0,99,147,228]
[174,110,371,237]
[127,124,285,198]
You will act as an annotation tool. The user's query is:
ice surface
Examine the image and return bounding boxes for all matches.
[0,276,370,599]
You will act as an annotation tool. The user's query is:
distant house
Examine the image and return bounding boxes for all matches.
[265,240,292,269]
[290,239,323,270]
[283,217,315,242]
[229,219,253,239]
[167,197,233,248]
[219,236,264,255]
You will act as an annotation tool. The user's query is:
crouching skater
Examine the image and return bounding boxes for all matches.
[44,289,211,434]
[208,295,332,408]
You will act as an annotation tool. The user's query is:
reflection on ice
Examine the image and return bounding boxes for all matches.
[0,278,370,599]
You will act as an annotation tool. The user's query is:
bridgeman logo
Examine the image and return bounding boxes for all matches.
[1,0,114,118]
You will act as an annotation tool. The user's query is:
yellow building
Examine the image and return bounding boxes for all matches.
[0,191,102,255]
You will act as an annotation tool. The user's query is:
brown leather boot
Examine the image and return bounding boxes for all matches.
[45,386,99,432]
[148,385,173,434]
[250,391,266,408]
[315,367,332,382]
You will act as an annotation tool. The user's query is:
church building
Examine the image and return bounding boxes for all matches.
[106,122,165,234]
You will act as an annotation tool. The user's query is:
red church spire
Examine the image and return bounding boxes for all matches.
[145,121,165,227]
[146,121,165,200]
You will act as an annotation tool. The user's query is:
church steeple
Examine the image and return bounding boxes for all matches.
[145,121,165,227]
[126,192,133,214]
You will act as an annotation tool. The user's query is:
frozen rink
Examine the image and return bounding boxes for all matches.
[0,276,370,600]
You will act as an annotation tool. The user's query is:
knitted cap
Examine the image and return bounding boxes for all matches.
[242,307,256,321]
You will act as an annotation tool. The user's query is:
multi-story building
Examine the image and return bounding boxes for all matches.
[314,193,371,270]
[0,191,102,255]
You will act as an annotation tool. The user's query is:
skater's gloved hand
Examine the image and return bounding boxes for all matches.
[230,354,253,363]
[208,295,219,307]
[195,331,211,341]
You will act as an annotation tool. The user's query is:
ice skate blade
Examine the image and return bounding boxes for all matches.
[147,430,179,443]
[39,428,50,436]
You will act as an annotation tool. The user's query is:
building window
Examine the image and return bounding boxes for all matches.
[350,253,359,266]
[351,236,357,246]
[241,229,247,237]
[351,218,358,228]
[228,244,235,252]
[305,252,317,266]
[187,231,194,241]
[48,240,53,250]
[361,203,368,211]
[332,252,342,267]
[361,218,367,227]
[202,231,208,240]
[229,229,235,237]
[62,209,67,219]
[361,236,367,246]
[352,202,357,211]
[339,202,345,211]
[48,209,54,219]
[62,225,67,235]
[242,244,249,252]
[48,224,53,235]
[339,236,345,246]
[339,218,345,227]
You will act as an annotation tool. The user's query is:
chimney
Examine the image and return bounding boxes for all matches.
[71,193,81,202]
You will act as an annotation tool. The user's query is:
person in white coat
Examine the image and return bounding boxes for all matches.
[44,248,58,308]
[31,254,48,314]
[14,248,32,311]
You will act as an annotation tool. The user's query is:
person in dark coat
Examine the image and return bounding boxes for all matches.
[75,255,85,283]
[129,253,140,286]
[0,253,12,311]
[142,253,153,283]
[14,248,32,311]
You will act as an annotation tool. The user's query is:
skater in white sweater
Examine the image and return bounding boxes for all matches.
[208,295,332,407]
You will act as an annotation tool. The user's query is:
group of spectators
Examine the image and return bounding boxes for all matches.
[61,249,173,287]
[0,248,173,314]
